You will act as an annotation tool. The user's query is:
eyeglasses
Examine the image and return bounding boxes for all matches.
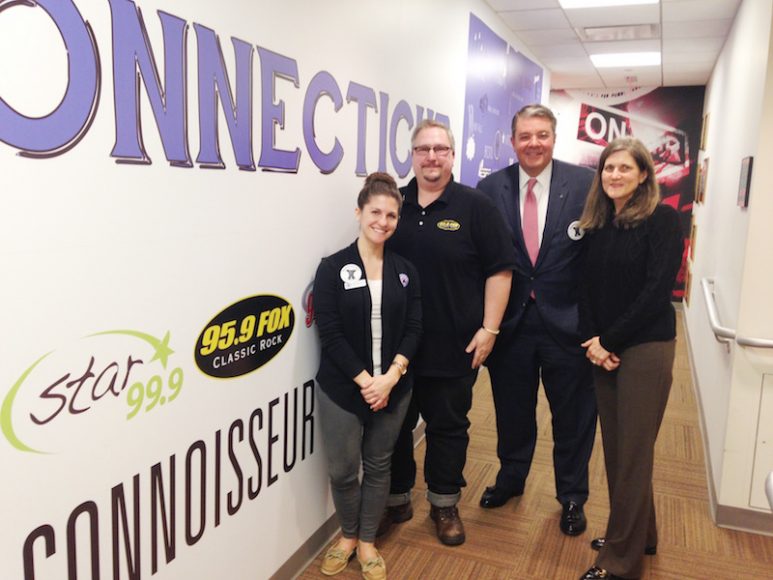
[412,145,452,157]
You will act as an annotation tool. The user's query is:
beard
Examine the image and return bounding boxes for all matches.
[419,165,445,183]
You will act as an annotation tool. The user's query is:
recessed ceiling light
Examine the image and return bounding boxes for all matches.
[590,52,661,67]
[559,0,659,8]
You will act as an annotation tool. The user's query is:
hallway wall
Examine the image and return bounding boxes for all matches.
[683,0,773,528]
[0,1,544,578]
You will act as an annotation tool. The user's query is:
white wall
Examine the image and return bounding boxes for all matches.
[0,1,545,578]
[684,0,773,520]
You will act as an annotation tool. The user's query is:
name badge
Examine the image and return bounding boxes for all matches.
[340,264,366,290]
[567,220,585,241]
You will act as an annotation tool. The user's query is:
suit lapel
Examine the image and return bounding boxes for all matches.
[537,161,570,268]
[495,165,517,231]
[502,165,529,256]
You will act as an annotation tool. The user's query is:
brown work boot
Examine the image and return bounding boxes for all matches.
[376,502,413,537]
[429,505,465,546]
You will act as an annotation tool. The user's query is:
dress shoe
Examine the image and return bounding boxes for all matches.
[320,542,355,576]
[591,537,657,555]
[375,502,413,537]
[429,505,466,546]
[479,485,523,508]
[560,501,587,536]
[579,566,624,579]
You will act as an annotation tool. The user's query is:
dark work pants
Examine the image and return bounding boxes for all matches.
[486,302,596,504]
[594,340,675,579]
[389,372,477,506]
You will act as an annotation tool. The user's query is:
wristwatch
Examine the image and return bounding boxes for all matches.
[390,360,408,375]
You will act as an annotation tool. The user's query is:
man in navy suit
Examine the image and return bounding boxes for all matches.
[476,104,596,536]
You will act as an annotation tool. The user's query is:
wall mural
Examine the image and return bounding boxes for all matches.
[551,86,705,300]
[460,13,543,187]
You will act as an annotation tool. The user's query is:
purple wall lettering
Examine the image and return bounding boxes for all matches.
[377,92,389,172]
[0,4,450,177]
[303,71,344,174]
[0,0,99,157]
[195,25,255,170]
[388,99,413,178]
[345,82,377,176]
[257,47,301,172]
[109,1,191,166]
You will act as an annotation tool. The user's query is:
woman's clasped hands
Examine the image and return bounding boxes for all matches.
[581,336,620,371]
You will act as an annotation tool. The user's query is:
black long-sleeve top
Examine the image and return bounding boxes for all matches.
[313,241,422,420]
[579,204,683,353]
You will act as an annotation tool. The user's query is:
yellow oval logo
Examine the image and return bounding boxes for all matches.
[436,219,461,231]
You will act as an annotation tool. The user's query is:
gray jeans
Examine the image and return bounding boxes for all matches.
[317,385,411,542]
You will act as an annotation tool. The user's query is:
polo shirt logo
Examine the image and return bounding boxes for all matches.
[436,219,461,231]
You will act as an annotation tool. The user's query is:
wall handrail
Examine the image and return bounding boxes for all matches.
[736,335,773,348]
[701,277,773,348]
[700,278,735,344]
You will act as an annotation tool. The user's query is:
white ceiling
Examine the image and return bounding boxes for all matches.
[484,0,742,88]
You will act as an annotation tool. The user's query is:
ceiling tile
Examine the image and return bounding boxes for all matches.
[663,36,726,53]
[662,69,710,86]
[663,0,741,22]
[530,41,588,58]
[551,71,606,89]
[486,0,560,10]
[564,5,660,28]
[499,8,570,30]
[662,50,717,64]
[485,0,737,87]
[583,39,661,54]
[538,55,597,72]
[516,28,579,45]
[597,66,663,87]
[662,18,733,39]
[663,60,714,75]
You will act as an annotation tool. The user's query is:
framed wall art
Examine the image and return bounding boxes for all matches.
[698,158,709,204]
[737,156,753,208]
[700,113,709,150]
[694,162,703,204]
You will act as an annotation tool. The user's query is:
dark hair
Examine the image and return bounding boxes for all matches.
[511,104,557,136]
[357,172,402,211]
[579,137,660,230]
[411,118,455,151]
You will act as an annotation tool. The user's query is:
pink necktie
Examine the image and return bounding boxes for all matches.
[523,178,539,265]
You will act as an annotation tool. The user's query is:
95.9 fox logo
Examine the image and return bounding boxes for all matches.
[195,295,295,379]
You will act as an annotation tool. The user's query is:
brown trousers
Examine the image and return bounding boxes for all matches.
[594,340,676,579]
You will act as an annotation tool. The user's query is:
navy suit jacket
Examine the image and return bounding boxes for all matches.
[477,159,594,351]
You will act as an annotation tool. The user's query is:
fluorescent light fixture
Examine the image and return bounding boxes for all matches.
[590,52,661,68]
[559,0,658,8]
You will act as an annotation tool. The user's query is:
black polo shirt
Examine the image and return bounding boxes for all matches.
[387,177,516,377]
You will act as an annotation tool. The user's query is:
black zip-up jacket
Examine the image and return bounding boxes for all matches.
[313,241,422,420]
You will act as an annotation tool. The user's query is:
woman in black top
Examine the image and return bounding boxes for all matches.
[577,138,683,580]
[313,173,421,579]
